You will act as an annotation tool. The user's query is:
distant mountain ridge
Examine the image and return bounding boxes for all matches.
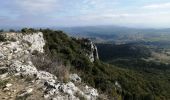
[56,25,170,43]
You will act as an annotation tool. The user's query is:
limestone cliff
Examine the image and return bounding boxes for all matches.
[0,32,99,100]
[80,38,99,62]
[88,41,99,62]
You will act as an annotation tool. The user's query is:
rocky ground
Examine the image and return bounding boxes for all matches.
[0,32,99,100]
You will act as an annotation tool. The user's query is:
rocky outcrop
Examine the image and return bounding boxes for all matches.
[69,74,81,83]
[22,32,45,53]
[0,32,99,100]
[83,39,99,62]
[88,41,99,62]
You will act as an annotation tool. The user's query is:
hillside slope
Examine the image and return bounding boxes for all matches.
[0,31,99,100]
[40,29,170,100]
[1,29,170,100]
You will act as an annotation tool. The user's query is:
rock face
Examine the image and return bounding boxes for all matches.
[22,32,45,53]
[0,32,99,100]
[88,41,99,62]
[83,39,99,62]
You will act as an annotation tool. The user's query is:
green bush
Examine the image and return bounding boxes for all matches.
[28,28,170,99]
[21,28,38,34]
[0,34,6,42]
[0,80,8,88]
[0,29,4,32]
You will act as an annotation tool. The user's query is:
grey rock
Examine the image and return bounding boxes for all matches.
[17,88,33,97]
[69,74,81,83]
[5,83,12,88]
[0,32,99,100]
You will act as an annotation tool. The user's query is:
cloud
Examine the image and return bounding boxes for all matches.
[1,0,170,28]
[143,2,170,9]
[72,11,170,28]
[14,0,59,14]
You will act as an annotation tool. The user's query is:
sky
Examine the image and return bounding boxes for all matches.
[1,0,170,28]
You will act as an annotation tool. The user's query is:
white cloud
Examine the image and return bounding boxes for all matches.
[143,2,170,9]
[14,0,59,14]
[72,12,170,28]
[1,0,170,28]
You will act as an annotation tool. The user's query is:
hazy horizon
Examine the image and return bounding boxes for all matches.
[1,0,170,28]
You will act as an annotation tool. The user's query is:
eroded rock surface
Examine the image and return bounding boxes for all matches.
[84,39,99,62]
[69,74,81,83]
[0,32,99,100]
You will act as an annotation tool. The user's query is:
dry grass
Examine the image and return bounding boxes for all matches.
[50,63,70,83]
[31,52,70,82]
[0,77,45,100]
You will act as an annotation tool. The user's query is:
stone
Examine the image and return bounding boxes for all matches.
[44,94,50,99]
[6,83,12,88]
[0,73,8,79]
[69,74,81,83]
[115,81,121,89]
[3,87,10,91]
[37,71,57,83]
[22,32,45,53]
[0,52,5,59]
[26,88,33,94]
[0,32,99,100]
[83,85,99,100]
[61,82,78,95]
[17,88,33,97]
[52,95,79,100]
[7,92,11,96]
[9,61,38,78]
[12,90,17,92]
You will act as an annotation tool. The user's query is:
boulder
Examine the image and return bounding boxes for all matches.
[17,88,33,97]
[9,61,38,78]
[69,74,81,83]
[22,32,45,53]
[61,82,78,95]
[37,71,57,83]
[5,83,12,88]
[83,85,99,100]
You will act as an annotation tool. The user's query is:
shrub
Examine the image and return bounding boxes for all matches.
[29,29,170,99]
[21,28,38,34]
[0,29,4,32]
[0,34,6,42]
[51,64,70,83]
[0,80,8,88]
[9,29,16,32]
[31,52,70,82]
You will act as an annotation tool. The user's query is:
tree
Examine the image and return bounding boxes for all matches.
[0,29,4,32]
[9,29,15,32]
[21,28,37,33]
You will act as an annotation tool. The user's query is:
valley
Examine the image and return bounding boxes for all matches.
[1,28,170,100]
[60,26,170,100]
[1,0,170,100]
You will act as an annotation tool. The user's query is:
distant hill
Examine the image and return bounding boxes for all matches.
[57,25,170,43]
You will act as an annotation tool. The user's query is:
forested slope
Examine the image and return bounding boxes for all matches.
[36,29,170,100]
